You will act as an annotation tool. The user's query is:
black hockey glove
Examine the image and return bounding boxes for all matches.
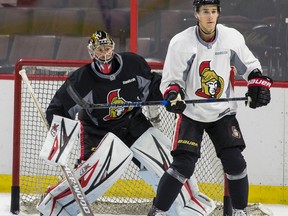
[163,83,186,114]
[246,69,272,109]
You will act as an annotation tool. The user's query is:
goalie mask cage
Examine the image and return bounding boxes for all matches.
[12,59,227,215]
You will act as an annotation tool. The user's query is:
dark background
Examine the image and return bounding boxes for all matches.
[0,0,287,81]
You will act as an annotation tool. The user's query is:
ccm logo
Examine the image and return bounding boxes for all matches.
[248,78,271,88]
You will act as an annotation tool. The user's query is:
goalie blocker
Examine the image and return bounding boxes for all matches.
[38,116,215,215]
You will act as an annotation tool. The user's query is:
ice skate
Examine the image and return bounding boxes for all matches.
[232,208,247,216]
[148,206,167,216]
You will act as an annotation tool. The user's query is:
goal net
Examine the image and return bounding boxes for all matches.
[12,59,226,215]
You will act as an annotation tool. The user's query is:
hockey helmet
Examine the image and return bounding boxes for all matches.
[87,30,115,63]
[193,0,221,12]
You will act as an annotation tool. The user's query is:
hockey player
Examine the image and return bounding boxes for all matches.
[37,30,215,216]
[148,0,272,216]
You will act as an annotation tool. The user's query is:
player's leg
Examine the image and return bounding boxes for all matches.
[146,115,215,215]
[131,125,215,216]
[207,114,248,215]
[37,131,133,216]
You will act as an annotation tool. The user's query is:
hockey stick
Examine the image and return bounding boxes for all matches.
[19,69,94,216]
[66,81,248,109]
[84,97,248,109]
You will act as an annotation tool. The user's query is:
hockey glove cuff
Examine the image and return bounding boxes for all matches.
[163,83,186,114]
[246,69,272,109]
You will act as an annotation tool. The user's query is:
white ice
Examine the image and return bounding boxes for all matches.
[1,193,288,216]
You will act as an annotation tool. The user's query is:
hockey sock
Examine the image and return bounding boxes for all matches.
[228,175,249,209]
[153,172,183,211]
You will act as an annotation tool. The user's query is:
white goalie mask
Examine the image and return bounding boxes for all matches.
[87,30,115,74]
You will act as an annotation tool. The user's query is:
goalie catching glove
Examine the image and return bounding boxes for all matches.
[163,83,186,113]
[246,69,272,109]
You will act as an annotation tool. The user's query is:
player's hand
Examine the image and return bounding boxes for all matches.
[246,71,272,109]
[163,83,186,113]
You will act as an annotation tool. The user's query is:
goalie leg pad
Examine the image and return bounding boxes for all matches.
[173,178,216,216]
[37,132,133,216]
[131,127,215,216]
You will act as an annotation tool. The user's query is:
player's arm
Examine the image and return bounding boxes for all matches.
[246,69,273,109]
[160,38,188,114]
[144,72,163,127]
[146,71,163,101]
[46,82,74,125]
[230,32,273,108]
[134,53,163,102]
[46,95,65,126]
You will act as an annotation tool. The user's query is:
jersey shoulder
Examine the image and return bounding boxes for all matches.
[169,26,197,51]
[118,52,150,72]
[119,52,146,62]
[67,63,92,83]
[217,24,245,41]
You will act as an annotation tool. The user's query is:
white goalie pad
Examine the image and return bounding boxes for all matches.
[37,132,133,216]
[131,127,215,216]
[174,178,216,216]
[144,105,161,129]
[40,115,80,166]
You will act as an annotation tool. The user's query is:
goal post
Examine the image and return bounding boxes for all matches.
[11,59,226,215]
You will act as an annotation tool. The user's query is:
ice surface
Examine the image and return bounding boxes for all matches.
[1,193,287,216]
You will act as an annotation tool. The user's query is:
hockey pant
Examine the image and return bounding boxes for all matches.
[37,132,133,216]
[131,127,216,216]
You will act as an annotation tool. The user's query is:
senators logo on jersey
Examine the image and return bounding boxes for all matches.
[103,89,133,121]
[195,61,224,98]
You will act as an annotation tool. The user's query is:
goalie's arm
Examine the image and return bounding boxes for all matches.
[46,82,77,126]
[145,72,163,102]
[46,95,65,125]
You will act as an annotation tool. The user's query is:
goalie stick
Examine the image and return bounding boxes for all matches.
[19,69,94,216]
[66,80,248,109]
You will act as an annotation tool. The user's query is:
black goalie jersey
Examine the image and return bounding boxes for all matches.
[46,52,162,129]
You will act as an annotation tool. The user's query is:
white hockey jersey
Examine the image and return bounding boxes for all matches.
[160,24,262,122]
